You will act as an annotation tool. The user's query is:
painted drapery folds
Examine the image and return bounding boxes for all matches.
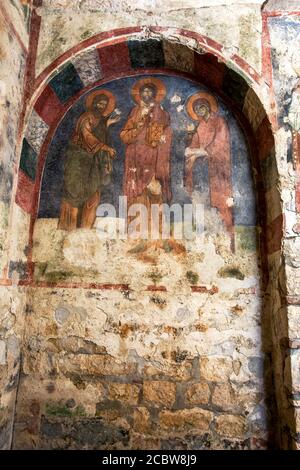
[121,78,172,207]
[36,73,256,283]
[58,90,119,230]
[184,91,234,248]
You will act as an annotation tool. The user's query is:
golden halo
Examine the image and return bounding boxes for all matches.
[131,77,166,104]
[85,89,116,116]
[186,92,218,120]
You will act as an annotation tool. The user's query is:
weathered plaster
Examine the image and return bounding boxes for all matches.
[0,286,27,449]
[1,0,30,50]
[0,13,26,276]
[35,1,263,76]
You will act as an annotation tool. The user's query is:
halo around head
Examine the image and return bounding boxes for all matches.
[85,89,116,116]
[131,77,166,104]
[186,91,218,120]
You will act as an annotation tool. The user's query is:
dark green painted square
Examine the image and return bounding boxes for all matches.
[19,138,37,181]
[223,68,249,108]
[49,63,84,103]
[128,39,165,69]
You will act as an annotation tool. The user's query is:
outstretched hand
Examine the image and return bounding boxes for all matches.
[107,115,121,127]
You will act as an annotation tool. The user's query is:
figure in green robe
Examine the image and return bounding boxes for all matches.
[58,90,120,230]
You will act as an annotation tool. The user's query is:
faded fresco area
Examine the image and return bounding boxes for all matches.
[35,1,263,76]
[35,74,257,287]
[269,16,300,293]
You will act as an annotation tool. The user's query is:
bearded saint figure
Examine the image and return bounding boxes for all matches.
[58,90,120,231]
[184,91,234,250]
[120,77,172,236]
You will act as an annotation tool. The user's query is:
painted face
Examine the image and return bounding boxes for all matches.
[194,103,210,118]
[95,99,108,113]
[140,86,156,104]
[93,96,109,115]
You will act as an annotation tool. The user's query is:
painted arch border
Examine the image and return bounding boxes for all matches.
[14,27,280,286]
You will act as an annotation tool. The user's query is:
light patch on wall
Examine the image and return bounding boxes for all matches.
[25,109,49,155]
[71,48,103,87]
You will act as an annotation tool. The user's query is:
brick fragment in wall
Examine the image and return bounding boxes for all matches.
[143,381,176,407]
[39,416,130,449]
[159,408,213,433]
[22,352,137,377]
[133,407,151,433]
[143,363,193,382]
[107,383,140,405]
[10,1,298,450]
[215,414,247,439]
[185,383,211,405]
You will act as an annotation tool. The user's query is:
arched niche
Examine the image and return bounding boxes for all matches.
[34,72,256,282]
[15,33,277,280]
[11,33,290,450]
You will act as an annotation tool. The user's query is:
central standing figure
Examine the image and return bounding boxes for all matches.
[120,77,172,236]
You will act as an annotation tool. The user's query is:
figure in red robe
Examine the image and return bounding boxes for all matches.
[120,78,172,234]
[184,92,234,250]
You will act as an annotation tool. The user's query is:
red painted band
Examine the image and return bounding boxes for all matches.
[34,26,260,96]
[146,286,167,292]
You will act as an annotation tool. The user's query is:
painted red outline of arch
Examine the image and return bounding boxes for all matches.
[18,26,277,285]
[24,66,266,283]
[33,26,261,95]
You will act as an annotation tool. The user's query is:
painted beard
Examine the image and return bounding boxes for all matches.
[93,108,106,118]
[141,95,154,105]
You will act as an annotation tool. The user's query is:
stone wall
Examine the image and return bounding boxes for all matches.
[0,1,29,450]
[13,281,270,450]
[0,286,27,450]
[0,1,28,276]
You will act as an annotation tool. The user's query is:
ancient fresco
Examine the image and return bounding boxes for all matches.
[269,16,300,163]
[269,16,300,229]
[35,74,256,284]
